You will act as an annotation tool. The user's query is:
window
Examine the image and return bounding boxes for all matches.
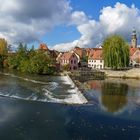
[71,60,73,64]
[74,60,76,64]
[94,65,96,68]
[100,65,102,69]
[100,60,102,63]
[94,60,96,62]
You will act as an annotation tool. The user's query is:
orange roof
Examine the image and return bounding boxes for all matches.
[73,47,83,58]
[89,48,103,60]
[39,43,49,51]
[85,48,91,56]
[60,52,76,60]
[129,47,139,56]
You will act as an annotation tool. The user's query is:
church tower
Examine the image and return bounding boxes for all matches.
[131,28,137,48]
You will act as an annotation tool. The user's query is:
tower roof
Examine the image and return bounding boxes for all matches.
[132,28,137,36]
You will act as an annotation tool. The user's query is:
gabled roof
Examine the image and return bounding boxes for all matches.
[39,43,49,51]
[73,48,83,58]
[60,52,77,60]
[89,48,103,60]
[130,47,140,56]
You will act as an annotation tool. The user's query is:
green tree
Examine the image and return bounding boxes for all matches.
[8,43,28,69]
[103,35,129,69]
[0,38,8,67]
[7,43,56,75]
[62,64,70,71]
[29,51,55,74]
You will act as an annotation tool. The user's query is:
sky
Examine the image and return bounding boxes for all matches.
[0,0,140,51]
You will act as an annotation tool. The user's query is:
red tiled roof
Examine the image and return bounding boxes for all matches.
[39,43,49,51]
[130,47,137,56]
[89,48,103,60]
[72,47,83,58]
[129,47,139,56]
[85,48,91,56]
[60,52,76,60]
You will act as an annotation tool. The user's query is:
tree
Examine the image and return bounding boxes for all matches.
[7,43,56,75]
[8,43,29,70]
[103,35,129,69]
[28,51,55,74]
[0,38,8,67]
[62,64,70,71]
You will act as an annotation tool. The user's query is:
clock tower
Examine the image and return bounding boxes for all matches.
[131,28,137,48]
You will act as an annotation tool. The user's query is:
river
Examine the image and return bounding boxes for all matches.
[0,72,140,140]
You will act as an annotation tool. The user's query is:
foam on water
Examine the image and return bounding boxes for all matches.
[60,76,75,87]
[0,72,59,86]
[43,88,86,104]
[0,72,88,104]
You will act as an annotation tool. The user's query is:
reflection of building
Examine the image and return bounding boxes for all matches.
[87,80,101,90]
[88,48,104,69]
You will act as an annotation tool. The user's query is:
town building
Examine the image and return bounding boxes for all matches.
[71,47,88,67]
[129,29,140,67]
[58,52,79,71]
[88,48,104,69]
[131,28,137,48]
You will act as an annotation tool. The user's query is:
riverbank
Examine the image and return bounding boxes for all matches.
[102,68,140,79]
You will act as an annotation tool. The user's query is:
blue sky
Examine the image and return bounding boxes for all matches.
[41,0,140,49]
[0,0,140,50]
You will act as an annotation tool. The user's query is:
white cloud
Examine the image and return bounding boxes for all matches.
[0,0,72,43]
[52,2,140,51]
[0,1,140,51]
[70,11,88,25]
[52,40,79,52]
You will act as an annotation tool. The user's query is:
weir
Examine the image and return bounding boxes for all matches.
[0,72,88,104]
[66,74,88,104]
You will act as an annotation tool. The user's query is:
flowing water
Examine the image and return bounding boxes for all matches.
[0,72,140,140]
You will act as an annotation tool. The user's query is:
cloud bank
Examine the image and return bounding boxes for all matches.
[0,0,71,43]
[0,1,140,51]
[53,2,140,51]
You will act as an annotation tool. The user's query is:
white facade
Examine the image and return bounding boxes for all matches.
[88,59,104,69]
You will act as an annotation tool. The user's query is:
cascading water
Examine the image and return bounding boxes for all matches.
[0,72,87,104]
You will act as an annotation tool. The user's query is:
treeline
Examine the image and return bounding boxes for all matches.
[0,39,56,75]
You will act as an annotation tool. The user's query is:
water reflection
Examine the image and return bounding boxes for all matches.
[101,82,128,113]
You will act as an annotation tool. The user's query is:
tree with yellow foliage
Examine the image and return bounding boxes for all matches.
[0,38,8,67]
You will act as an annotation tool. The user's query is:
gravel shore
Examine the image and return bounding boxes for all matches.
[102,68,140,79]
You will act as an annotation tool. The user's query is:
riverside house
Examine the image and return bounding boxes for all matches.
[59,52,79,71]
[130,47,140,67]
[88,48,104,69]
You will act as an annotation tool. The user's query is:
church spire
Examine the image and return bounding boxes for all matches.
[131,28,137,48]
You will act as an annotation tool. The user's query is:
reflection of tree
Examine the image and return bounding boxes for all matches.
[101,82,128,113]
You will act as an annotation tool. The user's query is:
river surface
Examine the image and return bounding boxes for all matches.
[0,72,140,140]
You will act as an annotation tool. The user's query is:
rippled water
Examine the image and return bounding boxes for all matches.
[0,72,87,104]
[0,72,140,140]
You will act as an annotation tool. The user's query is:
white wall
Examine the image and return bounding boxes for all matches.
[88,59,104,69]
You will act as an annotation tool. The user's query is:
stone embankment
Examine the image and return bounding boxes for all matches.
[102,68,140,79]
